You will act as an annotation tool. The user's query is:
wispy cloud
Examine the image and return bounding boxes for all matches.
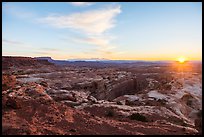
[2,38,71,59]
[69,2,94,7]
[3,39,24,45]
[40,5,121,35]
[2,38,36,50]
[39,48,61,51]
[39,5,122,59]
[73,35,115,48]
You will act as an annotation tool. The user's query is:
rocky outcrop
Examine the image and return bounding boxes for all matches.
[92,77,148,100]
[5,96,22,109]
[194,118,202,134]
[2,89,199,135]
[2,56,201,135]
[194,110,202,134]
[2,56,53,70]
[2,74,17,91]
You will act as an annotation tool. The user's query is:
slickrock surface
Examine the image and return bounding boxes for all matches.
[2,56,202,135]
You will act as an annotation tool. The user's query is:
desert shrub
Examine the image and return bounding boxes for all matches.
[163,84,172,90]
[186,99,193,107]
[69,129,77,132]
[129,113,148,122]
[157,99,167,106]
[172,118,187,126]
[6,97,22,109]
[125,100,135,106]
[106,110,114,117]
[197,110,202,117]
[92,81,98,89]
[181,121,188,126]
[2,84,8,91]
[145,101,150,106]
[16,70,25,75]
[40,81,48,87]
[116,101,123,105]
[2,75,16,91]
[182,127,186,131]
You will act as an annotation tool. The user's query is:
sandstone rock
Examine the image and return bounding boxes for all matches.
[40,81,48,87]
[67,95,77,102]
[6,97,22,109]
[52,94,76,102]
[88,96,97,103]
[14,85,21,90]
[116,101,125,105]
[82,99,89,103]
[46,89,68,94]
[194,118,202,134]
[2,75,17,91]
[62,100,81,107]
[2,56,201,135]
[2,56,53,70]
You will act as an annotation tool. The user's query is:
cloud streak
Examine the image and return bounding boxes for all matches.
[40,5,122,58]
[74,35,115,48]
[40,5,121,35]
[69,2,94,7]
[2,39,43,50]
[3,39,25,45]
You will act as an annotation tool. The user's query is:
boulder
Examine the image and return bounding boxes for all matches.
[2,75,16,91]
[194,118,202,134]
[52,94,76,102]
[6,96,22,109]
[39,81,48,87]
[87,96,97,103]
[62,101,81,107]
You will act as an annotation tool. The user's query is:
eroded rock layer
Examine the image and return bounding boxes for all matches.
[2,56,202,135]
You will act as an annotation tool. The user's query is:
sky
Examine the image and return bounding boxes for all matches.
[2,2,202,61]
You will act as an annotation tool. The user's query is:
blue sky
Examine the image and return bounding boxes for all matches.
[2,2,202,60]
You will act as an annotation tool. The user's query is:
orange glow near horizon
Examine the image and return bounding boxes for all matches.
[170,56,194,74]
[177,56,187,64]
[2,53,202,62]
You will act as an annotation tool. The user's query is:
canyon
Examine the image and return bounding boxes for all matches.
[2,56,202,135]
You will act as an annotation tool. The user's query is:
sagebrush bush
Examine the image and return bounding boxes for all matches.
[106,110,114,117]
[129,113,148,122]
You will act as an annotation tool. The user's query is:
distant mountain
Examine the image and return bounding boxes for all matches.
[67,58,110,62]
[34,57,172,66]
[35,57,53,62]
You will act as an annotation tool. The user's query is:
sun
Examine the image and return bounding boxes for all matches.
[177,56,186,63]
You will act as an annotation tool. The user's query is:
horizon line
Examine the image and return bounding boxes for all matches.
[2,55,202,62]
